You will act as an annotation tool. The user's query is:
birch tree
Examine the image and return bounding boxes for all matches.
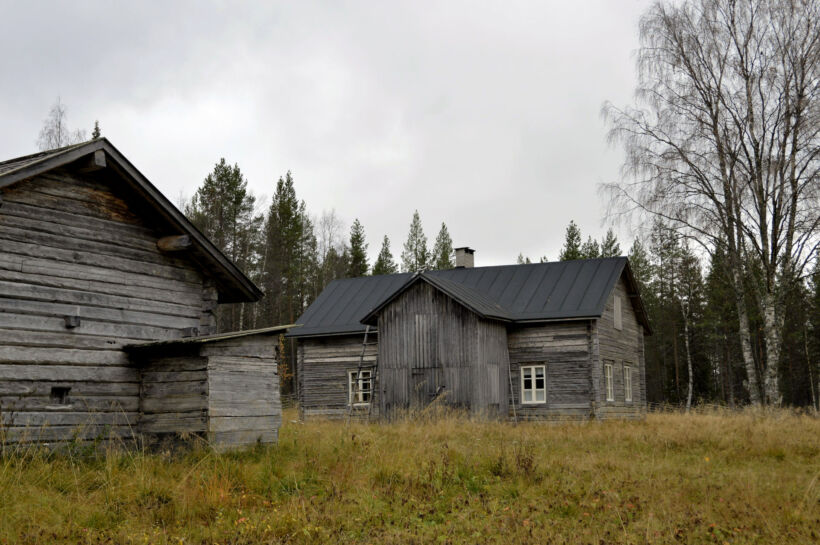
[37,98,87,150]
[604,0,820,405]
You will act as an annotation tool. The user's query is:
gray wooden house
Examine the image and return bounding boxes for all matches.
[289,251,650,420]
[0,139,283,448]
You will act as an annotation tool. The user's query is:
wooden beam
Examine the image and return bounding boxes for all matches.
[77,150,107,173]
[157,235,192,252]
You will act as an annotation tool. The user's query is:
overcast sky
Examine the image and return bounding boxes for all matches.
[0,1,652,266]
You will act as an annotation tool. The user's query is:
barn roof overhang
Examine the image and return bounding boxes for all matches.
[0,139,263,303]
[360,272,513,325]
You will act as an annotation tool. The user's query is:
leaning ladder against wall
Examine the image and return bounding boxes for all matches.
[348,325,378,423]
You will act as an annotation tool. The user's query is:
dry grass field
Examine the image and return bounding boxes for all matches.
[1,408,818,544]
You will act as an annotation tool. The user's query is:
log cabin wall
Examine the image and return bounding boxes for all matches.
[297,334,377,419]
[376,282,509,417]
[133,332,281,449]
[506,321,593,420]
[138,352,209,442]
[0,168,216,443]
[202,334,280,447]
[594,276,646,419]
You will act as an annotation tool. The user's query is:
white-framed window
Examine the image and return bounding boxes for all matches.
[614,295,623,330]
[348,369,372,405]
[604,363,614,401]
[624,365,633,402]
[521,365,546,404]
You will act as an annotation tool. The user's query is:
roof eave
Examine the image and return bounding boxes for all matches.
[0,139,263,303]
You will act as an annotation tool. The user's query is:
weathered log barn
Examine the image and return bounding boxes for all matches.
[290,250,650,420]
[0,139,283,447]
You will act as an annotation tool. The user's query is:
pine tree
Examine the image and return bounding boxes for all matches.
[558,221,583,261]
[401,210,429,272]
[347,219,369,277]
[580,236,601,259]
[185,159,262,333]
[600,229,622,257]
[91,121,101,140]
[373,236,398,275]
[431,223,454,270]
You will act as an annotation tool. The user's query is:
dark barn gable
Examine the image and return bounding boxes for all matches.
[0,140,281,447]
[290,257,650,421]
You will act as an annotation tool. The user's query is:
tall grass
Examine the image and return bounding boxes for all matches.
[0,408,818,544]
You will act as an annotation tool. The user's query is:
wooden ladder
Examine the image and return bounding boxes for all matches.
[347,325,378,422]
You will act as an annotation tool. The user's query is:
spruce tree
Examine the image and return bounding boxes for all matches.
[261,171,315,393]
[580,236,601,259]
[600,228,622,257]
[516,253,532,264]
[347,218,369,277]
[373,235,399,275]
[91,121,101,140]
[627,239,651,291]
[401,210,429,272]
[431,223,454,270]
[558,220,583,261]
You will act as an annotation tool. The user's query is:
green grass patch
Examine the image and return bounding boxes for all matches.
[1,409,818,543]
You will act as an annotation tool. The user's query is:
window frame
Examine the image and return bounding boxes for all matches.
[613,295,623,331]
[348,369,372,406]
[520,364,547,405]
[604,363,614,402]
[624,365,633,402]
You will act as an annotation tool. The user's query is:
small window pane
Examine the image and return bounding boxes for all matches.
[521,365,546,405]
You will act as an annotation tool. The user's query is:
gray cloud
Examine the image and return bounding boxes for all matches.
[0,0,651,265]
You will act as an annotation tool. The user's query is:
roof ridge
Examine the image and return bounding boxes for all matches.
[0,139,97,169]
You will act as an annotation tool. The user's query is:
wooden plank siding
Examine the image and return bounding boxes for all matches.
[376,282,509,417]
[594,277,646,419]
[297,335,377,419]
[507,322,593,420]
[0,169,216,443]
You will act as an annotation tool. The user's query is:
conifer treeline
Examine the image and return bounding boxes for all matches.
[184,163,456,391]
[548,220,820,409]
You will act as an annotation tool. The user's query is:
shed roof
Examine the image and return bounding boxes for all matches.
[289,257,650,337]
[0,139,263,303]
[125,324,295,352]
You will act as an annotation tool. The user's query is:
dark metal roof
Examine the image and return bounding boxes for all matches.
[362,273,514,324]
[289,257,650,337]
[288,273,413,337]
[0,139,263,303]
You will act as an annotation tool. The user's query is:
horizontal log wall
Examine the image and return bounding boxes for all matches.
[204,335,280,447]
[297,335,376,419]
[0,169,213,442]
[507,322,593,420]
[595,277,646,420]
[138,355,208,439]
